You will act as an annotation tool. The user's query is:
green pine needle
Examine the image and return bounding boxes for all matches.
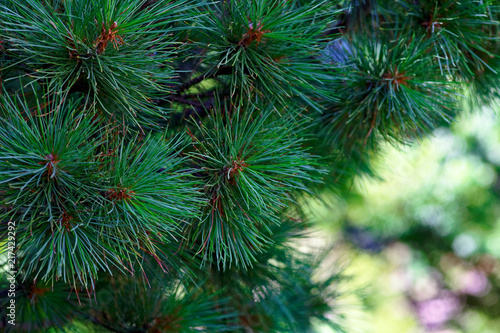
[185,102,323,269]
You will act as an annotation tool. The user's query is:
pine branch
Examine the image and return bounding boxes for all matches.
[184,102,324,269]
[2,0,500,331]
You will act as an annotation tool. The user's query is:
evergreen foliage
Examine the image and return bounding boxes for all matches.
[0,0,499,332]
[186,104,321,269]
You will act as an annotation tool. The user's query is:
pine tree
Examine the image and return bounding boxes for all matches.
[0,0,498,331]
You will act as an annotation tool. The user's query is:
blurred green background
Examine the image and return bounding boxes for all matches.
[309,103,500,333]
